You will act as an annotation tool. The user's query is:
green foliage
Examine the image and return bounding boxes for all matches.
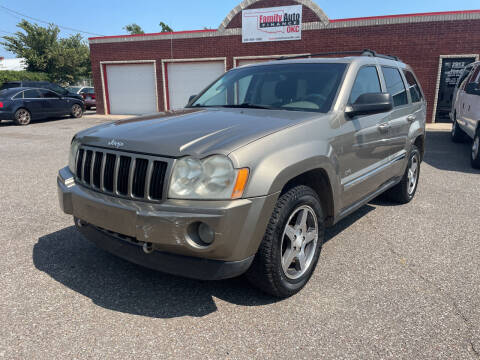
[159,22,173,33]
[0,70,49,87]
[123,23,145,35]
[1,20,91,84]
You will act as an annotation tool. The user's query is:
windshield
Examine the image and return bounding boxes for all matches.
[67,86,81,93]
[189,63,347,113]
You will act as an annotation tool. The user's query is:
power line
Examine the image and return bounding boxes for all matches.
[0,5,105,37]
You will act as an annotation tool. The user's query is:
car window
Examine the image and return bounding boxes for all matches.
[12,91,24,99]
[458,67,473,90]
[46,83,69,95]
[23,89,41,98]
[466,66,480,95]
[38,89,60,98]
[349,66,381,104]
[382,67,408,107]
[191,63,348,113]
[403,70,423,103]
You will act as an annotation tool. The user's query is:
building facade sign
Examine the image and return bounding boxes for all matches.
[242,5,302,43]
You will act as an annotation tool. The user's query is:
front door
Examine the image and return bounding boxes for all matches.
[435,57,477,123]
[336,65,393,209]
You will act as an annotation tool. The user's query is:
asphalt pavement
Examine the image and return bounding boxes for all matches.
[0,114,479,359]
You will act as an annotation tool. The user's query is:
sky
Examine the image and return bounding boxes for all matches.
[1,0,479,58]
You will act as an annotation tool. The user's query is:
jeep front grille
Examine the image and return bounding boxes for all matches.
[75,146,170,202]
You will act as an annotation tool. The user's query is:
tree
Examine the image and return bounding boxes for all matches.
[1,20,91,84]
[159,22,173,33]
[123,23,144,35]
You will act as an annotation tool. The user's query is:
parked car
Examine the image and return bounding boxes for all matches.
[0,81,83,101]
[451,61,480,168]
[82,88,96,110]
[57,50,426,297]
[67,86,96,110]
[0,87,85,125]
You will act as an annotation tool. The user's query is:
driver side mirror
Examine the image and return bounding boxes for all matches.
[345,93,393,118]
[188,95,197,104]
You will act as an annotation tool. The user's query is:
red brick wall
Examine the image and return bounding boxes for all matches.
[90,19,480,122]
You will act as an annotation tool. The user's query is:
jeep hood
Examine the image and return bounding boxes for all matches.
[75,108,320,157]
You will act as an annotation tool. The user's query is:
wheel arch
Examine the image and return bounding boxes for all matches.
[280,168,336,226]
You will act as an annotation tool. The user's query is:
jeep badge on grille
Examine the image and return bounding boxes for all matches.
[107,139,125,149]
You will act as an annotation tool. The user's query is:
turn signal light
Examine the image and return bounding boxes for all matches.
[231,168,249,199]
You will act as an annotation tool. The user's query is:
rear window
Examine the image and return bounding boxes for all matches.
[403,70,423,103]
[382,67,408,107]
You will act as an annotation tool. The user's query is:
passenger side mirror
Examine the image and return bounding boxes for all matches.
[345,93,393,118]
[188,95,197,104]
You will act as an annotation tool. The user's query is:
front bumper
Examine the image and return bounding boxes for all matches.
[57,167,277,278]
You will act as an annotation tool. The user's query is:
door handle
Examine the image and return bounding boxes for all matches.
[407,115,416,122]
[377,123,390,133]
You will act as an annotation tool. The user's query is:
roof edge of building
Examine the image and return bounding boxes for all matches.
[89,9,480,44]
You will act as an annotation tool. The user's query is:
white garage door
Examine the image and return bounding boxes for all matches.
[106,63,157,115]
[167,62,225,110]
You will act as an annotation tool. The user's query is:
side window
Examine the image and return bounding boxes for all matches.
[38,89,59,98]
[23,89,41,98]
[403,70,423,103]
[13,91,24,99]
[382,67,408,107]
[458,67,473,90]
[349,66,381,104]
[466,66,480,95]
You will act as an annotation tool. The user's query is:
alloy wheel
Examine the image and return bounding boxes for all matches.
[473,136,480,161]
[407,153,419,195]
[72,105,82,117]
[280,205,318,280]
[16,109,30,125]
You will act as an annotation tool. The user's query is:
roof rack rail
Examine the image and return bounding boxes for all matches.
[276,49,400,62]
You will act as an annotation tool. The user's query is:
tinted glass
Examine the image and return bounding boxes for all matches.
[12,91,24,99]
[403,70,423,103]
[191,63,348,113]
[349,66,381,104]
[38,89,59,98]
[382,67,408,107]
[46,83,69,95]
[23,89,41,98]
[68,86,82,93]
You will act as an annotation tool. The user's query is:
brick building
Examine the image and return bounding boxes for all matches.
[88,0,480,122]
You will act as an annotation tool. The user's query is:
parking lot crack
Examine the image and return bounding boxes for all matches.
[386,246,480,358]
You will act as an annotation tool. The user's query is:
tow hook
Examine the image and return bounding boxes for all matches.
[143,242,154,254]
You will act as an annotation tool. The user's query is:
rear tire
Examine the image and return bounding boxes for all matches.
[71,104,83,118]
[451,115,467,143]
[13,108,31,126]
[246,185,324,298]
[471,132,480,169]
[384,145,421,204]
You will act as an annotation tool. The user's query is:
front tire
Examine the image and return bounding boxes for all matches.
[246,185,324,298]
[14,108,31,126]
[384,145,421,204]
[71,104,83,118]
[471,132,480,169]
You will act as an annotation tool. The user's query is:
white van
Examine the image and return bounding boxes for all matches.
[451,61,480,168]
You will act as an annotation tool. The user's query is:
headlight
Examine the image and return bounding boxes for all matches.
[168,155,249,200]
[68,137,81,174]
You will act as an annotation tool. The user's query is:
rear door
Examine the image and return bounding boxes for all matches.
[21,89,45,118]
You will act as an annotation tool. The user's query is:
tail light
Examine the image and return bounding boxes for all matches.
[0,102,3,108]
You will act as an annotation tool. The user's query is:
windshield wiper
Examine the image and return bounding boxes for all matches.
[220,103,273,110]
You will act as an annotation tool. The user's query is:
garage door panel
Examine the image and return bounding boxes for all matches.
[106,64,157,115]
[167,62,225,110]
